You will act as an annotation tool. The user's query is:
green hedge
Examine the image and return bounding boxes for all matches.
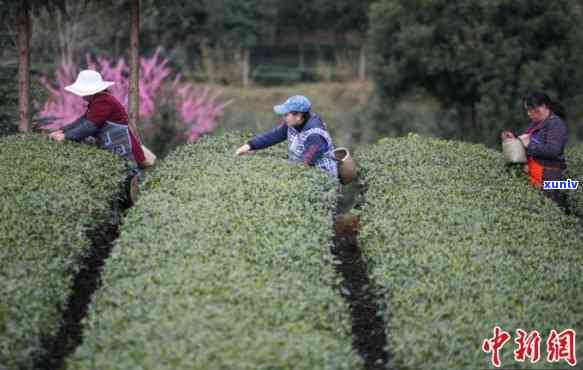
[69,133,361,369]
[356,134,583,369]
[566,144,583,219]
[0,135,127,369]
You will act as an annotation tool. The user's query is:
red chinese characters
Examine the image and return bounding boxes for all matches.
[482,327,577,368]
[482,326,511,368]
[547,329,577,367]
[514,329,541,363]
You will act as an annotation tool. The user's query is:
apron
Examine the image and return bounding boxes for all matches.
[287,126,338,177]
[96,120,135,162]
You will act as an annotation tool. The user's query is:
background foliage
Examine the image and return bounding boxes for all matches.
[368,0,583,146]
[3,0,583,148]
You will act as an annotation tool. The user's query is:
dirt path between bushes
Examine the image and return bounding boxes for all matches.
[34,199,125,370]
[332,181,390,370]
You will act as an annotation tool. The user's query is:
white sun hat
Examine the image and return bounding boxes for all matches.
[64,70,115,97]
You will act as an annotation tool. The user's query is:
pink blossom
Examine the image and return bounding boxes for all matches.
[173,81,232,143]
[39,49,228,143]
[39,61,87,130]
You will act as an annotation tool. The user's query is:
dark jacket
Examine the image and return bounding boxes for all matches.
[521,113,568,167]
[248,112,330,165]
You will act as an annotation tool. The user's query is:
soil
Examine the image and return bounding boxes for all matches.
[34,204,123,370]
[332,213,390,370]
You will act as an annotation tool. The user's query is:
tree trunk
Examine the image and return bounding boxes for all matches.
[17,0,31,133]
[241,47,250,87]
[358,44,367,81]
[201,40,215,83]
[298,32,305,70]
[471,102,478,140]
[128,0,140,136]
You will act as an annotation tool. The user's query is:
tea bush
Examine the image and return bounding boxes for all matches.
[566,144,583,219]
[356,134,583,369]
[69,133,361,369]
[0,135,127,369]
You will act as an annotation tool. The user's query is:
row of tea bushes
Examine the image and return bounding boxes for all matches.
[0,135,127,369]
[69,133,361,369]
[355,134,583,369]
[566,144,583,219]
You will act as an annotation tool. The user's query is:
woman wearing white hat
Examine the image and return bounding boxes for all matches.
[49,70,146,166]
[49,70,146,205]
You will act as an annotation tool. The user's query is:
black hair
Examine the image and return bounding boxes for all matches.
[523,91,566,120]
[290,111,311,123]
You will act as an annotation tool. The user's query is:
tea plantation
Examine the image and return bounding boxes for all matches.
[0,135,127,369]
[356,134,583,369]
[68,134,361,369]
[2,132,582,370]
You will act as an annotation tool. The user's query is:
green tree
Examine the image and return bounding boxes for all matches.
[210,0,277,86]
[0,1,19,136]
[140,0,206,60]
[1,0,67,134]
[30,0,117,67]
[141,0,277,85]
[276,0,321,70]
[369,0,583,145]
[317,0,373,80]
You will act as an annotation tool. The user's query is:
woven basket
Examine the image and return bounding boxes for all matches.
[502,138,527,163]
[333,147,356,185]
[140,145,157,168]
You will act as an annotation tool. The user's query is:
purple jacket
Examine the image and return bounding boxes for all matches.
[521,113,568,167]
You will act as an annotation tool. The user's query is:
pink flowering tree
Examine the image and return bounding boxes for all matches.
[39,48,230,144]
[39,61,86,129]
[173,78,232,142]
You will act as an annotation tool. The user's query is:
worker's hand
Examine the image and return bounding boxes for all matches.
[83,136,97,145]
[500,130,515,141]
[235,144,253,156]
[518,134,530,147]
[49,130,65,142]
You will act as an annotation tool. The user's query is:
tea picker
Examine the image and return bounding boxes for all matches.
[235,95,355,185]
[48,70,156,207]
[500,91,569,205]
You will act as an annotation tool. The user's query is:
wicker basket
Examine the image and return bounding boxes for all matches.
[333,147,356,185]
[140,145,157,168]
[502,138,527,163]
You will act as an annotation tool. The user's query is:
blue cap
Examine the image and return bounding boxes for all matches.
[273,95,311,115]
